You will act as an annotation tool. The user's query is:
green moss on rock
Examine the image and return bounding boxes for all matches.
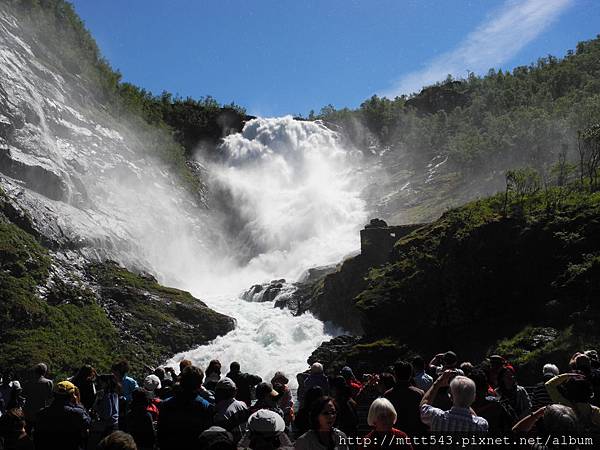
[0,217,235,380]
[491,326,600,384]
[86,262,235,374]
[353,189,600,364]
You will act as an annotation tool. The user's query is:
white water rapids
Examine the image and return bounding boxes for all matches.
[163,116,369,386]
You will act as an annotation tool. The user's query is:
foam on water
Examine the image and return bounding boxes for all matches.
[165,116,369,380]
[166,292,344,389]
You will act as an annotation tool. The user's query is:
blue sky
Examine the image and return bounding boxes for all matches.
[70,0,599,117]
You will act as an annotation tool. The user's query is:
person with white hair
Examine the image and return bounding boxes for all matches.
[362,398,413,449]
[531,364,560,410]
[420,371,488,433]
[301,362,329,406]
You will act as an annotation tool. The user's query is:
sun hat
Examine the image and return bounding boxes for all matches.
[248,409,285,434]
[143,374,161,392]
[54,380,76,396]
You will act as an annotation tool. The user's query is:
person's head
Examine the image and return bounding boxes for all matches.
[497,366,516,392]
[393,360,413,383]
[1,370,13,385]
[563,374,594,404]
[412,356,425,372]
[586,350,600,370]
[331,376,350,399]
[229,361,240,374]
[442,351,458,369]
[0,408,26,438]
[489,355,505,370]
[543,404,579,436]
[33,363,48,378]
[131,388,150,408]
[97,431,137,450]
[542,364,559,379]
[215,377,237,402]
[378,372,396,394]
[180,365,204,393]
[111,360,130,378]
[572,353,591,375]
[310,362,323,375]
[468,369,490,398]
[340,366,355,381]
[255,382,279,404]
[98,373,121,394]
[271,371,289,386]
[302,386,323,411]
[53,380,78,403]
[198,426,236,450]
[247,409,285,437]
[585,349,599,360]
[179,359,192,373]
[74,364,96,382]
[460,362,474,376]
[143,374,161,393]
[367,398,397,431]
[154,367,165,381]
[449,376,477,408]
[310,396,337,431]
[206,360,222,378]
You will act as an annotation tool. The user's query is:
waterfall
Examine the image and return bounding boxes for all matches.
[0,7,370,384]
[166,116,369,386]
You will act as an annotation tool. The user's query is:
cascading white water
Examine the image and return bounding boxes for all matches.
[166,116,369,386]
[0,6,371,390]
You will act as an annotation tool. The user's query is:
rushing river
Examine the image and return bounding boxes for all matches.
[163,116,369,386]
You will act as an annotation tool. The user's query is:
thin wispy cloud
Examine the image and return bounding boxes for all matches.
[382,0,573,98]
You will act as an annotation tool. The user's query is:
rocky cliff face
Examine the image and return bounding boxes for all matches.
[0,3,235,378]
[308,192,600,384]
[253,219,424,334]
[305,220,422,333]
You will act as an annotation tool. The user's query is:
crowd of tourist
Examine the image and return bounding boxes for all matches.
[1,350,600,449]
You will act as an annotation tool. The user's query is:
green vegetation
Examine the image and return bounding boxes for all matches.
[349,179,600,382]
[86,262,234,363]
[0,218,117,379]
[315,36,600,222]
[0,216,233,380]
[319,36,600,169]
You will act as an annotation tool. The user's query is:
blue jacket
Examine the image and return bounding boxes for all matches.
[121,375,138,403]
[158,392,214,450]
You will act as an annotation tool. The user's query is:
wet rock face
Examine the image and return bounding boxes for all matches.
[0,5,238,379]
[307,335,409,377]
[87,261,236,362]
[308,335,360,368]
[242,279,288,303]
[0,146,68,200]
[0,6,207,269]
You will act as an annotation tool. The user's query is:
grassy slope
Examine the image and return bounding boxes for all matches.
[0,211,234,380]
[341,188,600,383]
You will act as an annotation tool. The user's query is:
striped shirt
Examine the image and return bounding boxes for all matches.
[420,404,488,433]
